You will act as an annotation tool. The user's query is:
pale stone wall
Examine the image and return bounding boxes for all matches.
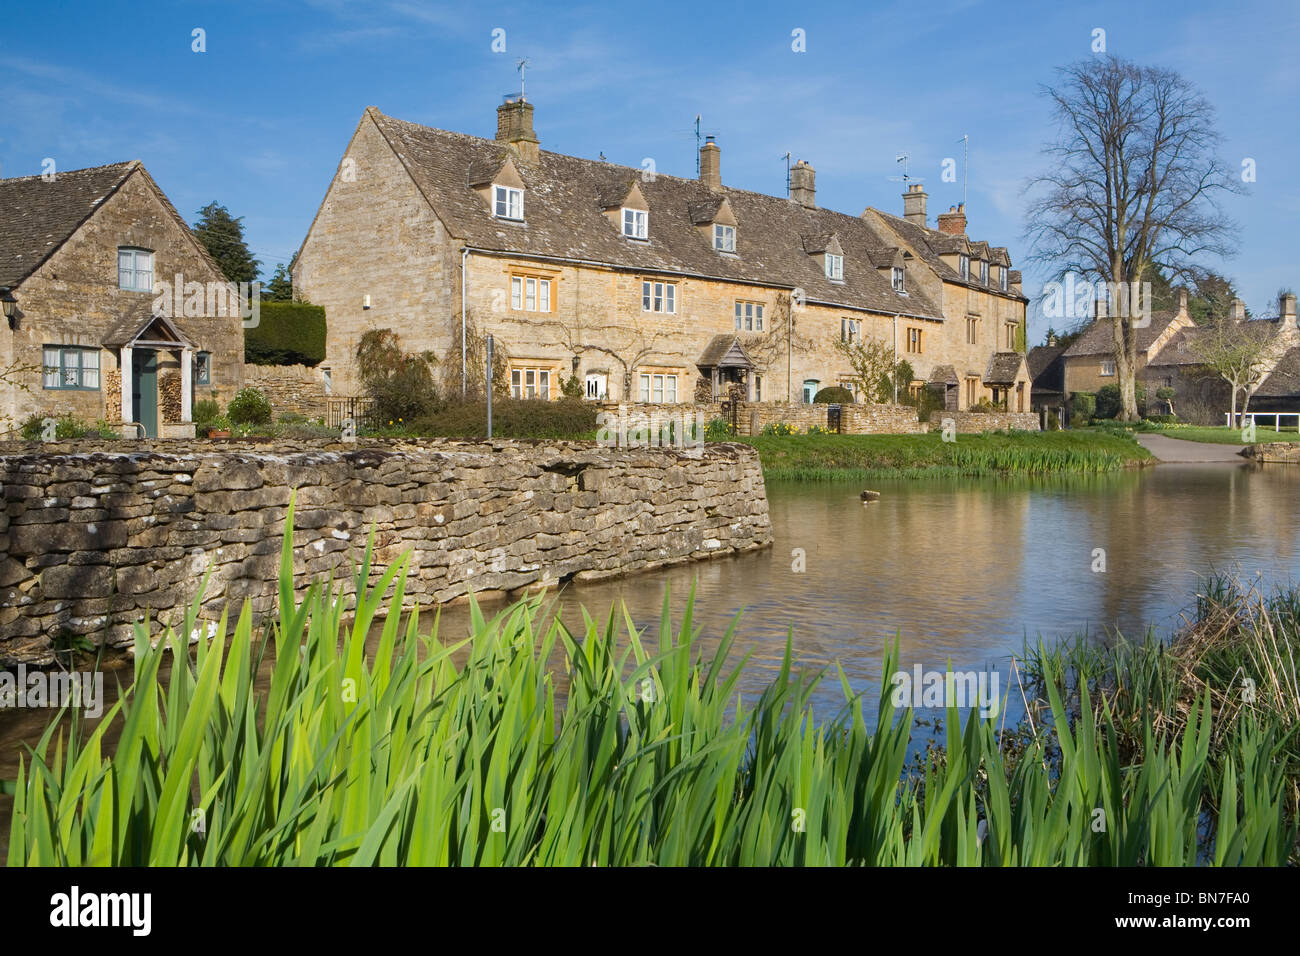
[243,365,330,418]
[0,438,772,664]
[294,114,459,398]
[3,171,244,426]
[599,401,925,435]
[928,411,1041,433]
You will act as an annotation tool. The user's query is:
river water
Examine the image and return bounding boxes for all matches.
[3,461,1299,847]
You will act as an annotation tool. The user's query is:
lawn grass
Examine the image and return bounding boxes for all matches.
[730,430,1153,480]
[1153,424,1300,445]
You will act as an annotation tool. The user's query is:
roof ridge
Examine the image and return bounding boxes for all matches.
[0,159,138,184]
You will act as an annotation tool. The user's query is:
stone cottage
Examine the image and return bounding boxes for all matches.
[0,161,245,437]
[1061,290,1299,423]
[293,99,1029,411]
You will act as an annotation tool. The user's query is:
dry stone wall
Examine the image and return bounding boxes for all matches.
[929,411,1041,433]
[0,439,771,665]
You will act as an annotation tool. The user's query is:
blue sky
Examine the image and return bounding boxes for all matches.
[3,0,1296,343]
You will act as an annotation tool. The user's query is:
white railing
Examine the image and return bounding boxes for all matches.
[1224,411,1300,432]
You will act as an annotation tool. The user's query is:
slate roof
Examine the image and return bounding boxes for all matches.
[928,364,958,385]
[985,352,1025,385]
[1061,311,1181,357]
[0,161,138,288]
[864,209,1027,303]
[1027,345,1066,391]
[1255,345,1300,398]
[696,335,755,369]
[365,109,943,320]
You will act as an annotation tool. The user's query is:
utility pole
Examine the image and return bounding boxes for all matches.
[486,334,494,438]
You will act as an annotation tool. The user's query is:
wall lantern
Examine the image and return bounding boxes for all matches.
[0,288,17,328]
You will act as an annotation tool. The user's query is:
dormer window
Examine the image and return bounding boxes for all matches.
[493,185,524,220]
[1000,268,1009,292]
[714,224,736,252]
[825,253,843,281]
[892,266,905,292]
[622,208,648,239]
[118,247,153,292]
[959,255,970,281]
[979,260,988,285]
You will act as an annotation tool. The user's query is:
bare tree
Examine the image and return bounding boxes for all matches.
[1191,318,1273,427]
[833,335,895,403]
[1026,56,1240,420]
[536,314,674,401]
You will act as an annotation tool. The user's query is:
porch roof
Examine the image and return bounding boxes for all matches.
[102,313,195,348]
[696,335,756,370]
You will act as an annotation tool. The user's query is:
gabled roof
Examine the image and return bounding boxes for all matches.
[1255,345,1300,398]
[863,208,1026,303]
[0,161,138,288]
[928,364,959,386]
[1027,345,1066,390]
[985,352,1026,385]
[363,108,942,319]
[696,335,756,369]
[1062,311,1180,357]
[102,312,194,348]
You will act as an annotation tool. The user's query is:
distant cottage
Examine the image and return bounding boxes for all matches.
[295,98,1030,410]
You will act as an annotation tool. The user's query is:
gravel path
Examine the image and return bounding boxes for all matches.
[1136,434,1248,463]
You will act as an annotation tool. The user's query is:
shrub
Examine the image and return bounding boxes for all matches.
[193,399,221,425]
[1070,392,1096,426]
[244,301,327,366]
[1095,382,1146,419]
[277,411,308,425]
[761,422,798,436]
[357,329,439,425]
[227,387,273,426]
[409,397,598,439]
[812,386,854,404]
[18,413,95,441]
[705,417,735,440]
[560,373,584,399]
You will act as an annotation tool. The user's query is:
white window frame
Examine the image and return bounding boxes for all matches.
[959,255,970,281]
[510,275,551,312]
[1000,268,1009,292]
[584,372,607,399]
[622,208,648,239]
[510,366,551,400]
[641,280,676,314]
[825,253,843,281]
[1100,359,1116,377]
[117,247,153,292]
[43,346,100,390]
[980,260,988,285]
[892,266,905,292]
[841,318,859,343]
[493,185,524,220]
[734,300,763,331]
[714,224,736,252]
[639,373,678,404]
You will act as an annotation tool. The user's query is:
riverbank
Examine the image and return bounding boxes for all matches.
[4,511,1294,865]
[733,430,1153,480]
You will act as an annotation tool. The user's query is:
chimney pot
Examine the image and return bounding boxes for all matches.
[902,186,928,226]
[699,139,722,191]
[789,160,816,208]
[936,204,967,236]
[1230,298,1246,322]
[1282,291,1298,328]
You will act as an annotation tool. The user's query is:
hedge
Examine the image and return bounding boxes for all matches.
[245,301,326,366]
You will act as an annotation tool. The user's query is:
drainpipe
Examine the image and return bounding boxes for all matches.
[460,247,468,396]
[892,313,899,403]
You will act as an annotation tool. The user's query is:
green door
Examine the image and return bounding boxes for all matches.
[131,349,158,438]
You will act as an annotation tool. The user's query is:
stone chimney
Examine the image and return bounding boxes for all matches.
[902,184,927,226]
[700,136,721,191]
[1046,331,1059,347]
[936,203,967,236]
[1230,297,1246,323]
[496,96,539,164]
[789,160,815,208]
[1176,288,1189,318]
[1280,292,1297,329]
